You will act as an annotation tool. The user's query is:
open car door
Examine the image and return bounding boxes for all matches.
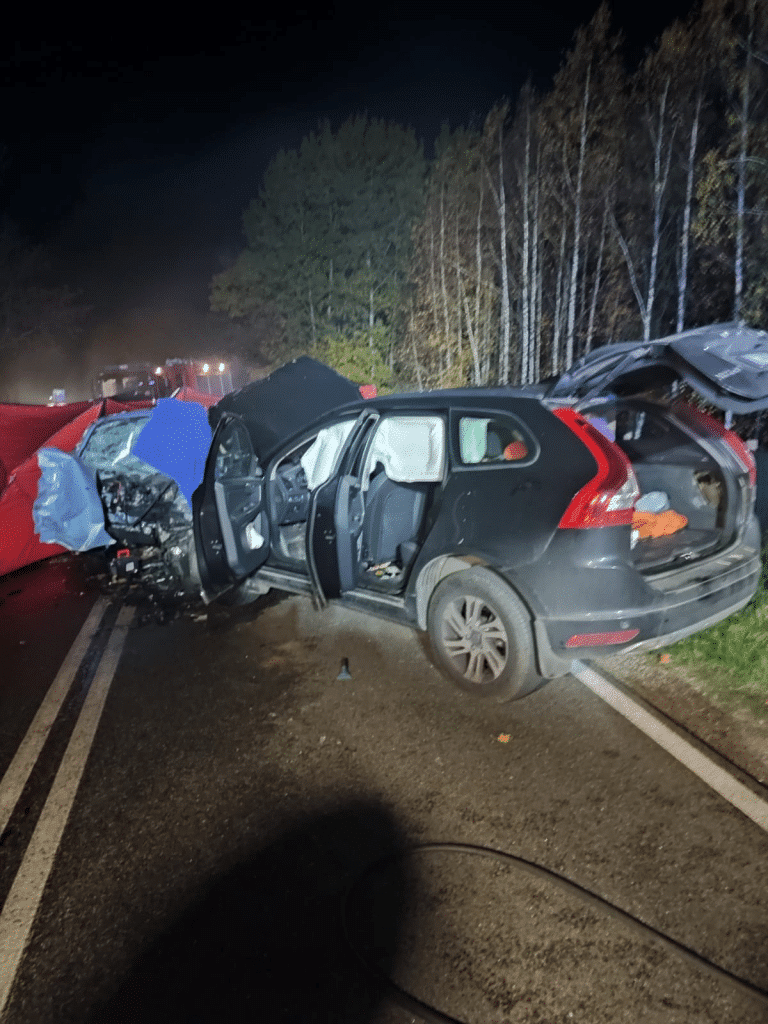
[308,412,446,604]
[193,414,269,596]
[306,413,376,604]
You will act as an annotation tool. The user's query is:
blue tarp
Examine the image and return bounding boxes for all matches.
[33,448,113,551]
[132,398,211,505]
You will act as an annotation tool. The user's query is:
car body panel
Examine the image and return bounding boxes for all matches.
[544,322,768,412]
[194,414,269,594]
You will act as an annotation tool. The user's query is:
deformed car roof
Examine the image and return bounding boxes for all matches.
[544,322,768,413]
[209,356,363,458]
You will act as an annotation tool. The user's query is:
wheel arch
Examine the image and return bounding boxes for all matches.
[414,556,569,681]
[414,555,533,630]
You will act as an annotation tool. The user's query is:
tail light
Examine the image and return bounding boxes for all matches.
[673,401,756,487]
[553,408,640,528]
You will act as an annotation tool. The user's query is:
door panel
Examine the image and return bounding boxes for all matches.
[307,413,377,602]
[193,415,268,594]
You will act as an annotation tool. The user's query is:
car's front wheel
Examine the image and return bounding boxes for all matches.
[427,568,538,701]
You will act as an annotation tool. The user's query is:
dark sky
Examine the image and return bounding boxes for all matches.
[3,2,696,320]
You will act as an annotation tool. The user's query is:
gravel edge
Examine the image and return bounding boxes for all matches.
[590,653,768,788]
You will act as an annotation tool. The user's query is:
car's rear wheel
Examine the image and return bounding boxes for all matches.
[427,568,537,701]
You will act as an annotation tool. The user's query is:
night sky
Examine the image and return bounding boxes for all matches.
[3,2,696,322]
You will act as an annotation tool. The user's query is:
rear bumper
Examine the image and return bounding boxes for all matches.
[531,520,762,677]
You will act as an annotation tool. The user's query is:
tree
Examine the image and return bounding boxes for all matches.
[694,0,768,325]
[211,116,425,383]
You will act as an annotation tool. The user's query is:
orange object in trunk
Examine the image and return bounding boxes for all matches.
[632,508,688,539]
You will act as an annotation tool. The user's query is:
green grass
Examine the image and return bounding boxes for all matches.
[653,550,768,721]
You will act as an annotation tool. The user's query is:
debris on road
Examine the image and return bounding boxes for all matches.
[337,658,351,680]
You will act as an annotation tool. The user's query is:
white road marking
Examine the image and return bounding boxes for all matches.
[0,597,110,838]
[571,659,768,835]
[0,604,135,1020]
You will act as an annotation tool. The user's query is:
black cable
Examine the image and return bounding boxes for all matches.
[343,842,768,1023]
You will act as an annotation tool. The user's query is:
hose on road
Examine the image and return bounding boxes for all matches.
[343,842,768,1023]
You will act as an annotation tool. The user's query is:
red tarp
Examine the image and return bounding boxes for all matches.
[0,402,94,488]
[0,404,105,576]
[0,395,195,578]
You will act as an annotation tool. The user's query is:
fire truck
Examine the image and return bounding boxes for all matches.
[92,357,245,401]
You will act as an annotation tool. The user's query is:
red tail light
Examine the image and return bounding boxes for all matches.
[673,401,756,487]
[553,408,640,528]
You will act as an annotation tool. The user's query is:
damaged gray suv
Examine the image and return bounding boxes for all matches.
[88,323,768,701]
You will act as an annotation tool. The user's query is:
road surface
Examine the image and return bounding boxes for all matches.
[1,557,767,1023]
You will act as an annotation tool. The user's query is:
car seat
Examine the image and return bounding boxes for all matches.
[362,465,427,571]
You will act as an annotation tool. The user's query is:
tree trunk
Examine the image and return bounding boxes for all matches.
[520,106,531,384]
[566,64,590,368]
[474,171,484,381]
[646,80,673,340]
[586,199,608,352]
[439,186,452,369]
[735,11,753,321]
[677,91,701,333]
[552,219,567,373]
[498,125,511,384]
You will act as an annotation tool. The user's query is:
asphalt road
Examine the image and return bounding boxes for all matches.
[1,557,767,1023]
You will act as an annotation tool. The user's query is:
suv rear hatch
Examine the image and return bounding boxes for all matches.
[542,322,766,573]
[579,397,753,571]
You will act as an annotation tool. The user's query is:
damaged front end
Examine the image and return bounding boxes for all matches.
[75,407,206,598]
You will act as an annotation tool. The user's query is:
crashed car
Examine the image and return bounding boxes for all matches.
[52,329,768,700]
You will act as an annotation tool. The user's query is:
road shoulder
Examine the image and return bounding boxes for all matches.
[593,652,768,788]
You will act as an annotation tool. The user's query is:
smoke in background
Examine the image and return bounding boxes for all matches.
[0,307,264,405]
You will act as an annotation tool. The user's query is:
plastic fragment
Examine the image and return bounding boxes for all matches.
[497,733,510,743]
[659,653,671,664]
[337,658,351,680]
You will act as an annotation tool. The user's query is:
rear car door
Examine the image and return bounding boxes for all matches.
[193,414,269,595]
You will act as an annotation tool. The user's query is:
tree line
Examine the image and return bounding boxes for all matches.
[212,0,768,391]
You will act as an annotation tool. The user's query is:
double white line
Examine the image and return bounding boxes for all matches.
[0,598,135,1019]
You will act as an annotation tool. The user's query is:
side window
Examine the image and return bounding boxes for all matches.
[214,419,257,480]
[458,416,530,465]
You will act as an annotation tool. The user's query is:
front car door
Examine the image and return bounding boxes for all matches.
[306,412,378,603]
[308,411,447,602]
[193,414,269,596]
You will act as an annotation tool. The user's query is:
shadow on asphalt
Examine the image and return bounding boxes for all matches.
[89,800,408,1024]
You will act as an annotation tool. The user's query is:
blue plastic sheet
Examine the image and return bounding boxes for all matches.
[132,398,211,506]
[33,448,113,551]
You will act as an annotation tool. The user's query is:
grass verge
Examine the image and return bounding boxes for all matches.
[652,550,768,722]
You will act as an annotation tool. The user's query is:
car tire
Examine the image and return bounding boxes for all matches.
[427,568,537,702]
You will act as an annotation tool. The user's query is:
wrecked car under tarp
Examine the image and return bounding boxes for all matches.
[0,358,368,584]
[0,394,209,579]
[41,398,212,594]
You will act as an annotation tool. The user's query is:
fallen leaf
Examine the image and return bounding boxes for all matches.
[659,653,671,664]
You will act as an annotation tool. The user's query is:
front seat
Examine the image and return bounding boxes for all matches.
[361,467,427,570]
